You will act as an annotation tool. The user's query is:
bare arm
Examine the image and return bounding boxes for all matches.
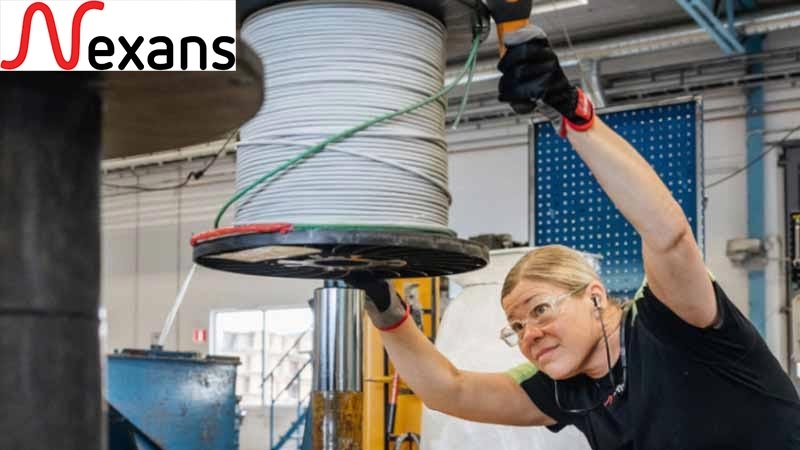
[567,119,716,327]
[379,319,555,426]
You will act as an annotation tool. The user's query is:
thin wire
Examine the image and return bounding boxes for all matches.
[598,309,616,387]
[548,0,585,81]
[553,306,629,415]
[214,22,482,228]
[103,130,238,192]
[452,54,479,129]
[705,123,800,190]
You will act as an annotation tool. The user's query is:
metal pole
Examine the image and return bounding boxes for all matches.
[311,287,364,450]
[0,73,103,450]
[745,34,768,338]
[270,386,275,450]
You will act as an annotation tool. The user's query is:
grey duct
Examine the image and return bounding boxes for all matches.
[579,59,606,108]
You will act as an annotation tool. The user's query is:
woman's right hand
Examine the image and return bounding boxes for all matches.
[344,274,410,331]
[346,274,554,428]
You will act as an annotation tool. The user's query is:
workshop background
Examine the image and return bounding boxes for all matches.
[94,1,800,450]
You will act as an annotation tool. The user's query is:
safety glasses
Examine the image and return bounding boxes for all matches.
[499,282,590,347]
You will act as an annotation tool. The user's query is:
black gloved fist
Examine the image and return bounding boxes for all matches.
[497,25,595,137]
[344,273,409,331]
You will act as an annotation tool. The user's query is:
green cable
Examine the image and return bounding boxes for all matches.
[213,34,483,229]
[451,51,478,130]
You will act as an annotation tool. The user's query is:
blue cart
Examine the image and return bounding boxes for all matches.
[107,348,241,450]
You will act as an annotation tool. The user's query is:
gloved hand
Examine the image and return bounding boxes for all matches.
[345,274,410,331]
[497,25,595,137]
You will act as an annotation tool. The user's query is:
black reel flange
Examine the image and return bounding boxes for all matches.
[194,229,489,279]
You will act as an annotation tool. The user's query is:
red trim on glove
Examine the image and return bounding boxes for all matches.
[377,301,411,332]
[574,88,594,119]
[561,114,596,136]
[559,88,596,138]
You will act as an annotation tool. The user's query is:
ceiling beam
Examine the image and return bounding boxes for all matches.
[675,0,745,54]
[739,0,758,11]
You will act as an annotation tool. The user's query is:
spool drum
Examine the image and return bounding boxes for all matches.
[193,0,491,279]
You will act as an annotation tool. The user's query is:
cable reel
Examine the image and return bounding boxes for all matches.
[193,0,491,279]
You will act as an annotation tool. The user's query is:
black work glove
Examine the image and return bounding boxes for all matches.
[344,274,410,331]
[497,25,595,137]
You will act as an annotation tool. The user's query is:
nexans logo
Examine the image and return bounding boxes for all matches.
[0,0,237,71]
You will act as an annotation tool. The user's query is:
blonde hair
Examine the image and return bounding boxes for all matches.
[501,245,600,299]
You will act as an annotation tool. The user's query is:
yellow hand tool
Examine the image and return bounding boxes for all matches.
[486,0,534,55]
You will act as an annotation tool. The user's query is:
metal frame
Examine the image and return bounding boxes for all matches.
[528,96,705,291]
[528,122,537,244]
[674,0,745,54]
[696,98,707,260]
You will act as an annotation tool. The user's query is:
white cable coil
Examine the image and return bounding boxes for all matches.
[237,0,452,232]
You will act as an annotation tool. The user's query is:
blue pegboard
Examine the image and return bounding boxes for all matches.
[532,100,703,298]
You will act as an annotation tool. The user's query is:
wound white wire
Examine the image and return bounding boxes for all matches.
[237,0,452,232]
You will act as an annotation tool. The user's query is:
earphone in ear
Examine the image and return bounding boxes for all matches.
[591,295,600,309]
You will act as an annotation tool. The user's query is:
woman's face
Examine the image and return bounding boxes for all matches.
[501,279,601,380]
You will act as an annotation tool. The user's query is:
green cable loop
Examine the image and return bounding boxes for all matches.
[213,34,483,229]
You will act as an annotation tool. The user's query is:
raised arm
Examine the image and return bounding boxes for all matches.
[567,120,716,327]
[498,26,716,328]
[346,277,554,426]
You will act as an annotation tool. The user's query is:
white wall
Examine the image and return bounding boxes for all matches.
[448,117,531,241]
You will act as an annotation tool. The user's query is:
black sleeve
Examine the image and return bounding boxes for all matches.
[635,280,760,364]
[518,371,573,432]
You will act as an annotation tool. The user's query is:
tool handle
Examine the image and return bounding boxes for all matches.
[486,0,533,55]
[386,373,400,437]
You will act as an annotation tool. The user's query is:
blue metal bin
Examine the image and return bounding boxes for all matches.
[107,348,241,450]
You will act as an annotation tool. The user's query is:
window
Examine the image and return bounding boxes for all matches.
[211,307,313,408]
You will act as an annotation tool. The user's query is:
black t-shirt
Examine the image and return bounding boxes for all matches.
[508,280,800,449]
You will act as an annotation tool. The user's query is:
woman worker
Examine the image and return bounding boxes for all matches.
[348,25,800,449]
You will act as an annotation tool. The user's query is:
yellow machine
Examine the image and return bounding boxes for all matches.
[363,277,442,450]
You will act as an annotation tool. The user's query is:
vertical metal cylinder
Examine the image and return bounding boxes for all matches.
[0,73,103,450]
[313,287,364,392]
[311,287,364,450]
[793,218,800,267]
